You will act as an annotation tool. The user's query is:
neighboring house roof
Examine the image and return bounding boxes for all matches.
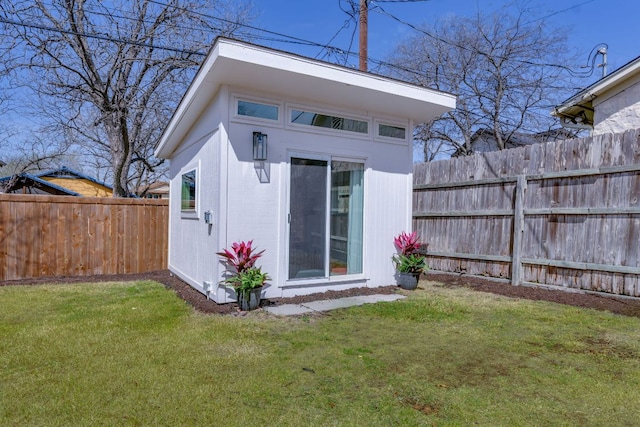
[34,166,113,197]
[0,173,82,196]
[452,127,575,157]
[155,37,456,158]
[553,55,640,129]
[0,166,113,197]
[137,181,169,198]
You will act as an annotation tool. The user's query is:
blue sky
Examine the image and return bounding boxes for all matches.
[251,0,637,81]
[2,0,635,158]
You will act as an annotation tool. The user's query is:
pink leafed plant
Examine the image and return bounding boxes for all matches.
[394,231,421,255]
[217,240,265,273]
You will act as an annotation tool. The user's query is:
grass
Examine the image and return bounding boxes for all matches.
[2,280,640,426]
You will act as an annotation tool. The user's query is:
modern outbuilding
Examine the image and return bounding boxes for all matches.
[154,37,455,303]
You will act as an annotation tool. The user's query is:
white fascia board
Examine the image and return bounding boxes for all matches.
[214,42,456,123]
[154,43,222,159]
[216,40,456,115]
[155,38,456,158]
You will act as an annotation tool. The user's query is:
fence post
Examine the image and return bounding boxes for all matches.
[511,175,527,286]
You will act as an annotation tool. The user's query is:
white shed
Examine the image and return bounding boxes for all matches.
[154,38,455,303]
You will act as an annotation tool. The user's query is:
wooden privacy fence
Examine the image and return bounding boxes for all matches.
[0,194,168,281]
[413,129,640,297]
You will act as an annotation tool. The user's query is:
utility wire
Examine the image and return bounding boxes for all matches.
[315,1,356,61]
[146,0,342,54]
[0,16,205,56]
[524,0,596,24]
[369,0,598,78]
[0,12,535,88]
[1,0,597,85]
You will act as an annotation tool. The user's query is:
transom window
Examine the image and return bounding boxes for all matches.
[237,99,279,121]
[291,109,368,134]
[378,123,406,140]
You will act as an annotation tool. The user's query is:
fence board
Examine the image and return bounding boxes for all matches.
[414,129,640,298]
[0,194,168,281]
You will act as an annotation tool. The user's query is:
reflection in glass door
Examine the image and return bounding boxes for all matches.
[288,158,328,279]
[329,161,364,276]
[288,156,365,280]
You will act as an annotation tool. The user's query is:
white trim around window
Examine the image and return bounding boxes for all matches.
[373,118,410,145]
[231,94,283,126]
[180,161,200,220]
[287,104,372,139]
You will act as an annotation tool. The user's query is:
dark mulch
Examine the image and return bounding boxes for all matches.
[3,270,640,318]
[427,272,640,319]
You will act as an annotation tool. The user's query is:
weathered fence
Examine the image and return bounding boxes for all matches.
[0,194,168,281]
[413,129,640,297]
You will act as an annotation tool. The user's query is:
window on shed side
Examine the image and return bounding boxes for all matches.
[181,170,196,211]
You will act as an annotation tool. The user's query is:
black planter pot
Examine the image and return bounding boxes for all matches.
[397,272,419,290]
[237,287,262,311]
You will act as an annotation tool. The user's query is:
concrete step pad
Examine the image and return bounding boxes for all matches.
[264,294,405,316]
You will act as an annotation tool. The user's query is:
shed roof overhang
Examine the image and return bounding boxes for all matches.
[553,55,640,129]
[155,38,456,158]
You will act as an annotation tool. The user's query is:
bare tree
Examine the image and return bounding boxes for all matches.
[0,0,253,196]
[0,133,78,192]
[0,21,15,149]
[385,6,583,160]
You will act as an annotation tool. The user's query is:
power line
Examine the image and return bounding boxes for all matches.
[1,3,359,65]
[0,16,205,56]
[369,0,597,78]
[524,0,597,25]
[0,11,509,88]
[315,1,356,61]
[0,0,591,93]
[146,0,339,54]
[0,0,453,82]
[24,1,224,36]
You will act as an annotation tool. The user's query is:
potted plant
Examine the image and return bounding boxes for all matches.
[392,231,427,290]
[217,240,269,311]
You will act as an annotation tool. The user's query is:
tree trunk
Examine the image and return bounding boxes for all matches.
[104,114,132,197]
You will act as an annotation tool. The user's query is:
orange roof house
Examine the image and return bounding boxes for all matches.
[0,166,113,197]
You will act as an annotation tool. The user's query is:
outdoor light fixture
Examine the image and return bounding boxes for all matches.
[253,132,268,161]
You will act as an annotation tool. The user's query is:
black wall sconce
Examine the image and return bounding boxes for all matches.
[253,132,268,161]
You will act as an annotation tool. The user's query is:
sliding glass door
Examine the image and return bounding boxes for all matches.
[288,155,364,280]
[288,158,328,279]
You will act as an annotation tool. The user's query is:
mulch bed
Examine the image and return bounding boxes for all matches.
[3,270,640,318]
[426,272,640,318]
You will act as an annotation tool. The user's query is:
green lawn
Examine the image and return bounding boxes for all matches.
[2,280,640,426]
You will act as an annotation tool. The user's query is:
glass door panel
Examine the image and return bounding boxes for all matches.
[288,157,328,279]
[330,161,364,276]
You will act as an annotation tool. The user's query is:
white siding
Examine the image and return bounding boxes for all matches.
[167,86,424,302]
[158,40,455,304]
[167,88,229,302]
[221,108,412,299]
[593,79,640,135]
